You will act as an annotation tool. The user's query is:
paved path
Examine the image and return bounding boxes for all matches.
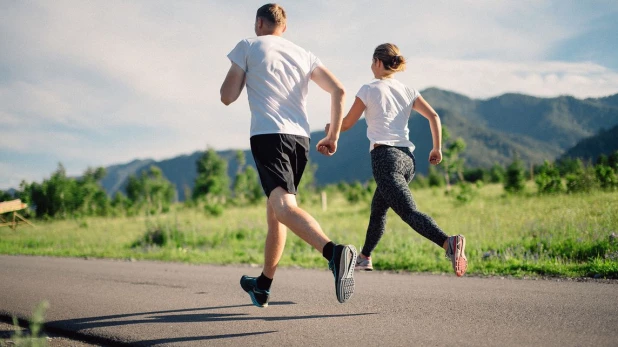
[1,255,617,346]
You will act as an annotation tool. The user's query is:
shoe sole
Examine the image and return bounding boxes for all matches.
[355,265,373,271]
[240,276,268,308]
[451,235,468,277]
[335,245,357,303]
[248,291,268,308]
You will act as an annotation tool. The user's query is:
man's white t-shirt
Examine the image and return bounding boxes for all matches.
[227,35,322,138]
[356,78,420,152]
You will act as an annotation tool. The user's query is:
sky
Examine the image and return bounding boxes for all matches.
[1,0,618,190]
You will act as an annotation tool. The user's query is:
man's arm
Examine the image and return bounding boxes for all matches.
[220,63,246,105]
[310,65,345,155]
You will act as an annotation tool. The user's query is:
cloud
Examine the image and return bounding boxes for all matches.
[404,59,618,99]
[1,0,617,189]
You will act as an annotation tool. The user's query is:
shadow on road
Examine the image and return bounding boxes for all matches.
[45,301,377,345]
[136,331,279,345]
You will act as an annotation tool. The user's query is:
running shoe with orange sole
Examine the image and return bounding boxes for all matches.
[446,235,467,277]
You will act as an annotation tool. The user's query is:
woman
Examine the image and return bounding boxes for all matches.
[320,43,467,276]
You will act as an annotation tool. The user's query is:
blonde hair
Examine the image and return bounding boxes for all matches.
[256,3,287,27]
[373,43,406,73]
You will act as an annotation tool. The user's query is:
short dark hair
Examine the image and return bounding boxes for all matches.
[256,3,286,27]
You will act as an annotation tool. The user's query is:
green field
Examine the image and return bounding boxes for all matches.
[1,184,617,278]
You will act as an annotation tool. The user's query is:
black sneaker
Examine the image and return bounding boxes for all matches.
[328,244,357,303]
[240,275,270,308]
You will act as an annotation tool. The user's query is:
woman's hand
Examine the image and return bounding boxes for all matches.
[429,148,442,165]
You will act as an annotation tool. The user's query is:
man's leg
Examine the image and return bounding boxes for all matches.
[268,187,357,303]
[263,199,287,279]
[267,187,330,252]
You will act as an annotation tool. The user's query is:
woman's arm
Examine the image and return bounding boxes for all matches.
[342,97,366,131]
[413,95,443,164]
[326,97,366,134]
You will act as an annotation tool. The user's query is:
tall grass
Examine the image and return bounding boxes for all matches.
[1,184,616,278]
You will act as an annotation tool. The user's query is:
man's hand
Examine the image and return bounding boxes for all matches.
[429,148,442,165]
[316,137,337,156]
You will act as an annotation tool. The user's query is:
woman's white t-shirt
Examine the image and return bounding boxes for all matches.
[227,35,322,138]
[356,78,420,152]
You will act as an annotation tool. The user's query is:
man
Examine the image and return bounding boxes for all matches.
[220,3,357,307]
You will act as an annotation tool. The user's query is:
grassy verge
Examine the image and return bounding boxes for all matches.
[1,184,617,278]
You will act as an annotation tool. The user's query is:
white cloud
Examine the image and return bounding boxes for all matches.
[404,59,618,99]
[1,0,617,189]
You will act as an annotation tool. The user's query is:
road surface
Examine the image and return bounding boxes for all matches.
[1,255,616,346]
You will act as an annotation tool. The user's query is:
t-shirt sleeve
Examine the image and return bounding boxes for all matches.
[309,52,322,73]
[227,40,249,72]
[410,88,420,104]
[356,85,370,105]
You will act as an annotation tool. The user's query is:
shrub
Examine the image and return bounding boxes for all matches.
[556,158,584,176]
[410,174,428,189]
[535,161,564,194]
[453,182,477,205]
[11,300,49,347]
[595,165,618,191]
[489,163,506,183]
[427,166,445,187]
[204,202,224,217]
[566,167,598,194]
[345,181,371,203]
[132,220,189,248]
[504,157,526,193]
[463,168,487,183]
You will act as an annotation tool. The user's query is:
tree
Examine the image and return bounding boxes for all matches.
[566,166,598,194]
[608,150,618,172]
[235,150,246,176]
[440,127,466,190]
[25,163,78,218]
[232,151,262,205]
[0,190,13,202]
[297,160,317,203]
[535,160,563,194]
[463,168,487,183]
[111,191,131,216]
[489,163,506,183]
[193,148,230,203]
[427,165,445,187]
[504,156,526,193]
[127,166,175,213]
[595,164,618,190]
[76,167,110,216]
[556,158,584,177]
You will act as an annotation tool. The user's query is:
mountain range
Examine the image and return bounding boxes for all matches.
[93,88,618,200]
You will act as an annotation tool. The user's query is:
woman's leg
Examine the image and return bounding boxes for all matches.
[361,189,390,257]
[372,147,448,247]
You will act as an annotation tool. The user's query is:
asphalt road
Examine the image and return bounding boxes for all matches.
[1,255,617,346]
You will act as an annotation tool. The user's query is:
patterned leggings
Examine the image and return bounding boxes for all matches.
[361,146,449,257]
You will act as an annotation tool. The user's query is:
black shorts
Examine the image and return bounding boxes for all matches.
[250,134,310,197]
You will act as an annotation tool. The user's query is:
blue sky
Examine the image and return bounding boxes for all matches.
[1,0,618,190]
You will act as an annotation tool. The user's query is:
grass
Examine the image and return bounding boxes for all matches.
[1,183,617,278]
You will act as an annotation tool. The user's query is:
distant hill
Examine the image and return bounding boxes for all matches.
[560,123,618,161]
[587,94,618,109]
[94,88,618,200]
[102,151,256,201]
